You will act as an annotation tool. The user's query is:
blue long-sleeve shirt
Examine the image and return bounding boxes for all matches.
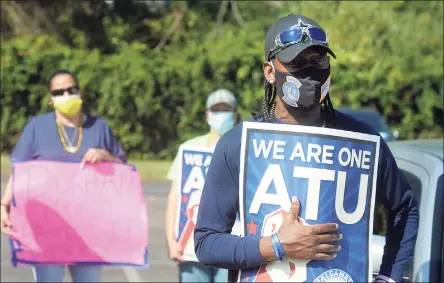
[194,111,419,282]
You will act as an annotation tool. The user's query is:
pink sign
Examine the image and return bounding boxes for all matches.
[9,161,149,267]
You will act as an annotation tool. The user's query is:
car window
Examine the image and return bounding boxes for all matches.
[431,174,443,282]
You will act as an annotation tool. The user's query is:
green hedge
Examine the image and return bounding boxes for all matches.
[1,1,442,159]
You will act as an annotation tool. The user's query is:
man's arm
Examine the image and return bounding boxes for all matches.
[376,141,420,282]
[165,181,186,262]
[194,137,268,269]
[165,181,179,247]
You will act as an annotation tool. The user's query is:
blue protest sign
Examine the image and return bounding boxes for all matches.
[238,122,380,282]
[175,146,213,262]
[176,146,241,262]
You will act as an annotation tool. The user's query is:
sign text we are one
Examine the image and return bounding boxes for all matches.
[182,152,212,194]
[249,138,374,225]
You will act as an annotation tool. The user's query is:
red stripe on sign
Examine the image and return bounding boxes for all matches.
[178,204,199,249]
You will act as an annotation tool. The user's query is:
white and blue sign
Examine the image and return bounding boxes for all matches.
[238,122,380,282]
[176,146,241,262]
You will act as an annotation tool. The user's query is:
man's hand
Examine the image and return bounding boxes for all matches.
[167,240,185,263]
[80,148,116,168]
[1,205,14,236]
[276,196,342,260]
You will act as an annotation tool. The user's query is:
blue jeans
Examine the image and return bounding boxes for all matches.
[179,262,228,282]
[32,265,101,282]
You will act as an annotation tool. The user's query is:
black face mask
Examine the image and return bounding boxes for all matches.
[273,65,331,111]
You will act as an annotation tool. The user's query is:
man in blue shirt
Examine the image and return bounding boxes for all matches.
[194,15,419,283]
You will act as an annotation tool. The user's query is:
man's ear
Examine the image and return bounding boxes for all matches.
[263,61,275,84]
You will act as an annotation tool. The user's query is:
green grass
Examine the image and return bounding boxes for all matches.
[0,154,171,181]
[128,159,171,180]
[1,155,11,175]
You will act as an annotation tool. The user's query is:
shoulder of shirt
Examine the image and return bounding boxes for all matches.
[82,114,114,131]
[333,110,381,136]
[27,112,54,126]
[213,125,241,160]
[84,114,106,125]
[214,116,268,161]
[333,110,392,162]
[217,115,266,144]
[216,116,261,150]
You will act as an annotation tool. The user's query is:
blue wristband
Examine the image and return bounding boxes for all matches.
[271,233,286,261]
[271,234,282,261]
[276,234,286,258]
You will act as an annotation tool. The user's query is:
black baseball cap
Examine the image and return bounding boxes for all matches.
[264,14,336,63]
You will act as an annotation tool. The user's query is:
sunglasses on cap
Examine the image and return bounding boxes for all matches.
[269,24,328,60]
[50,86,80,96]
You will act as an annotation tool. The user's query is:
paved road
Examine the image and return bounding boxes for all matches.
[0,176,179,282]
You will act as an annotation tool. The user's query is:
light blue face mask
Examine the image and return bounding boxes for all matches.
[208,111,235,135]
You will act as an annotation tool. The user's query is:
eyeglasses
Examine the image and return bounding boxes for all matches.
[268,24,328,60]
[50,86,80,96]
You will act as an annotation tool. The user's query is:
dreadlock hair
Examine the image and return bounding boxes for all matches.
[254,79,336,126]
[253,80,277,123]
[321,93,336,127]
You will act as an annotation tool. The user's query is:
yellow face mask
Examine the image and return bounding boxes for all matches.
[53,95,83,116]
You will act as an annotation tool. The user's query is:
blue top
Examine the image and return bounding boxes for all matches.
[11,112,126,163]
[194,111,419,282]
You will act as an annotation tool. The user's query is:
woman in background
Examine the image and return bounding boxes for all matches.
[0,70,126,282]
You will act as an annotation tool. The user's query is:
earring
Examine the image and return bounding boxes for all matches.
[48,100,53,106]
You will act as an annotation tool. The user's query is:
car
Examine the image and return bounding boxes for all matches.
[338,107,399,141]
[371,139,443,282]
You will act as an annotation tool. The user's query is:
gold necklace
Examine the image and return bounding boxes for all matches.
[56,116,83,154]
[60,125,78,148]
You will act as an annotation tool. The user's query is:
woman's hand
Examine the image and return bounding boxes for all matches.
[1,204,14,236]
[167,240,185,263]
[80,148,118,168]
